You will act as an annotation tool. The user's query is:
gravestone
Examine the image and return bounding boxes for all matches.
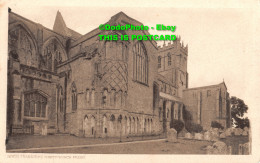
[243,127,249,132]
[210,130,219,141]
[178,128,188,137]
[225,129,232,137]
[204,131,211,141]
[234,128,243,136]
[185,132,192,139]
[194,133,203,140]
[242,130,248,136]
[220,133,226,139]
[206,141,228,154]
[167,128,177,142]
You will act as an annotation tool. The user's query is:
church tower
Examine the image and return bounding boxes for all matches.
[157,36,188,98]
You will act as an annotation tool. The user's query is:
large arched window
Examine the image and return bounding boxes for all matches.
[133,41,148,84]
[42,38,66,72]
[24,91,47,118]
[8,25,37,67]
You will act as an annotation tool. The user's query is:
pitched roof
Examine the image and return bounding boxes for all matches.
[70,11,158,48]
[183,81,227,91]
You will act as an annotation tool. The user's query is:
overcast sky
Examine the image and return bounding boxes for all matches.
[4,0,260,111]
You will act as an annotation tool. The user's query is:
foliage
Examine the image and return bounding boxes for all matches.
[170,119,184,134]
[185,120,203,133]
[182,107,192,122]
[211,121,224,130]
[230,96,250,129]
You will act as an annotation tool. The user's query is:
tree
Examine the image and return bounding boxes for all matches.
[185,121,203,133]
[211,121,224,130]
[170,119,184,134]
[230,96,250,128]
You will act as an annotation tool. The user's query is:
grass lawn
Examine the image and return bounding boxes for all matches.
[6,135,213,154]
[9,138,213,154]
[6,134,248,154]
[6,134,165,150]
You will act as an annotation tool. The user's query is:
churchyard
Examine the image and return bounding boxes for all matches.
[6,127,249,154]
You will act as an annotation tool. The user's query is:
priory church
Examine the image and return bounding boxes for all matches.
[7,9,231,137]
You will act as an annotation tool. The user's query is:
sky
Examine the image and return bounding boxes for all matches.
[3,0,260,113]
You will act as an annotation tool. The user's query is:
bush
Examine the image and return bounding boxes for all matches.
[211,121,224,130]
[183,107,192,121]
[185,121,203,133]
[170,119,184,134]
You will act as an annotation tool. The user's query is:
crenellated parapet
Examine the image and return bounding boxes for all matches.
[157,35,188,55]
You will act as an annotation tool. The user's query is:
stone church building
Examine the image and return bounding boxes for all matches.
[7,9,231,137]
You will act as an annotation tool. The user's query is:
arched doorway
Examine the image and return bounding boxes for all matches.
[90,116,96,137]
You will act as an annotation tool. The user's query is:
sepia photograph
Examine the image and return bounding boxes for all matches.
[0,0,260,162]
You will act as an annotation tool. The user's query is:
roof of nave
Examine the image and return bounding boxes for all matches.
[183,81,227,91]
[70,11,158,49]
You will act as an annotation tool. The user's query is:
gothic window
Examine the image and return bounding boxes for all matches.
[207,90,211,97]
[24,91,47,118]
[168,53,171,66]
[177,54,181,66]
[54,51,62,72]
[102,89,108,107]
[133,41,148,84]
[71,83,77,111]
[8,25,37,67]
[43,39,65,72]
[158,56,161,68]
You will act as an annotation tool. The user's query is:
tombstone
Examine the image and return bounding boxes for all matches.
[210,130,219,141]
[185,132,192,139]
[167,128,177,142]
[178,128,188,137]
[219,133,226,139]
[225,129,232,137]
[213,128,219,133]
[203,131,211,141]
[234,128,243,136]
[242,130,248,136]
[243,127,249,132]
[209,141,228,154]
[194,133,203,140]
[238,142,249,155]
[206,145,214,154]
[227,145,232,155]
